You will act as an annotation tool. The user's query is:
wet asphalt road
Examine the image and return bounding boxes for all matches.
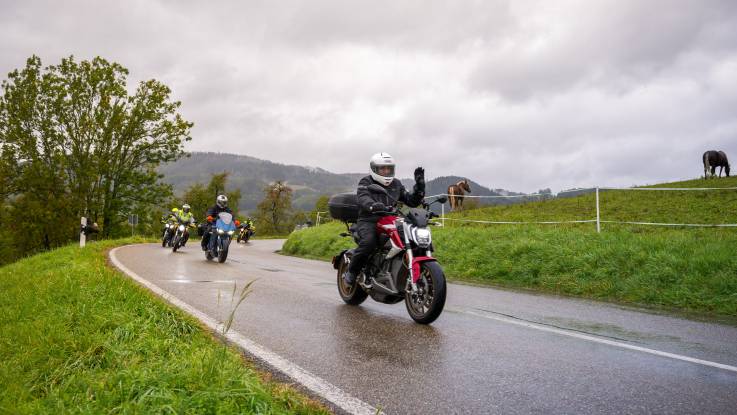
[112,241,737,414]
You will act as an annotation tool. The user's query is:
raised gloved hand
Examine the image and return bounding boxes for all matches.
[370,202,386,212]
[414,166,425,188]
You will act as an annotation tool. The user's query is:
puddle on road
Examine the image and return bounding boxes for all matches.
[259,268,283,273]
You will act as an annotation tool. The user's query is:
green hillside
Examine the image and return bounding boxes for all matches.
[446,176,737,226]
[282,176,737,317]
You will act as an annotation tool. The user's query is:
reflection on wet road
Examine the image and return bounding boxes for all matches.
[112,241,737,414]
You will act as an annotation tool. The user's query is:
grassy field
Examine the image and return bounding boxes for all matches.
[0,238,327,414]
[283,177,737,317]
[448,176,737,225]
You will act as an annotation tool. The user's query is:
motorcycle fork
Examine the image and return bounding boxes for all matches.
[404,250,418,292]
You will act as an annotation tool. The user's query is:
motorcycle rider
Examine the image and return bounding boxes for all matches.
[237,217,255,242]
[342,152,426,285]
[240,217,254,231]
[201,195,237,252]
[161,207,180,238]
[173,204,196,247]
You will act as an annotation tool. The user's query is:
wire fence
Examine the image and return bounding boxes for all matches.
[424,186,737,232]
[310,186,737,232]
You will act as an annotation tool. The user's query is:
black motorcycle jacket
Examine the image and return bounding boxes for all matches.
[356,175,425,222]
[206,205,234,222]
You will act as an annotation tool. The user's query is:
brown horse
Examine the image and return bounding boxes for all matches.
[447,179,471,210]
[703,150,730,179]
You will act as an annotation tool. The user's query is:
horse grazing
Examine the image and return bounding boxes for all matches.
[703,150,730,179]
[447,179,471,211]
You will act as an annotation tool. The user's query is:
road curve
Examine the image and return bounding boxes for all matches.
[110,240,737,414]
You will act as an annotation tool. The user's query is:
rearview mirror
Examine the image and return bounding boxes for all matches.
[437,196,448,204]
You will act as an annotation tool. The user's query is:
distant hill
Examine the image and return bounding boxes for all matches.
[159,152,362,212]
[159,152,522,212]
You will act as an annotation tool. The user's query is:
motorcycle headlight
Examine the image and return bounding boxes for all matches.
[413,228,432,248]
[217,229,225,235]
[227,230,235,235]
[178,225,185,231]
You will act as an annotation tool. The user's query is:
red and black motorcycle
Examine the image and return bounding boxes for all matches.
[330,184,448,324]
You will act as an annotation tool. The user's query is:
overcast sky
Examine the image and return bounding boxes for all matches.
[2,0,736,192]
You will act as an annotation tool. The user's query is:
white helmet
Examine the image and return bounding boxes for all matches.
[216,194,228,208]
[369,152,395,186]
[182,204,191,213]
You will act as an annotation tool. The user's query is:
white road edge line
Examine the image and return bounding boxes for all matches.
[109,246,381,415]
[452,308,737,373]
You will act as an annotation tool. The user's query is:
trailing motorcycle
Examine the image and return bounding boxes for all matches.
[237,222,255,243]
[161,219,176,247]
[171,218,196,252]
[205,212,237,263]
[330,185,448,324]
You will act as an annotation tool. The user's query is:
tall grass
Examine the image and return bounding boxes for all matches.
[0,238,327,414]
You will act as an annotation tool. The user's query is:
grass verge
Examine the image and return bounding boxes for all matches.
[0,237,328,414]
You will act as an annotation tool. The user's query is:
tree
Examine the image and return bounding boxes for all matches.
[254,181,293,235]
[181,172,241,221]
[0,55,192,260]
[537,188,553,201]
[309,195,330,223]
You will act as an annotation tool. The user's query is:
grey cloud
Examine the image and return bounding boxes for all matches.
[469,0,737,101]
[2,0,737,193]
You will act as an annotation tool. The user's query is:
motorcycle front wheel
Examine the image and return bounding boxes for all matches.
[218,238,230,263]
[405,261,447,324]
[172,234,181,252]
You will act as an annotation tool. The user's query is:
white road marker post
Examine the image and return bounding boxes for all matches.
[441,202,445,227]
[80,217,87,248]
[595,187,601,233]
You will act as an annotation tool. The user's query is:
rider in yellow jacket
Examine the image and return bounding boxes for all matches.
[173,205,196,246]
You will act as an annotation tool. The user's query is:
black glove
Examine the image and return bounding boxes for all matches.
[414,167,425,188]
[370,202,386,212]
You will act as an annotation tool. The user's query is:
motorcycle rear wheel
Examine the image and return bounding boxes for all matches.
[336,256,367,305]
[405,261,447,324]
